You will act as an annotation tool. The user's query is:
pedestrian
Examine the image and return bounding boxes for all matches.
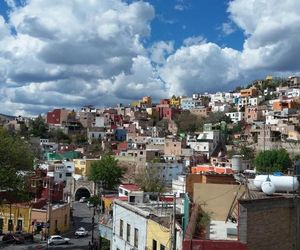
[88,241,91,250]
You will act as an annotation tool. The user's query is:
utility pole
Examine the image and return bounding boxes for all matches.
[9,202,12,234]
[170,193,176,250]
[46,178,51,250]
[91,205,95,245]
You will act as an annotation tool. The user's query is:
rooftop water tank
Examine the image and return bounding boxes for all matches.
[231,155,243,172]
[254,175,299,192]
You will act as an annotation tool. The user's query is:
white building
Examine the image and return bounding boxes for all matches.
[187,130,221,157]
[285,88,300,98]
[94,116,105,127]
[87,128,106,143]
[145,161,184,184]
[47,161,75,183]
[210,92,226,103]
[181,97,203,110]
[211,103,231,113]
[172,175,186,196]
[225,111,245,123]
[148,137,165,145]
[112,200,149,250]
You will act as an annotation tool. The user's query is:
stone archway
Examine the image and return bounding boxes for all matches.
[73,180,96,201]
[74,187,91,201]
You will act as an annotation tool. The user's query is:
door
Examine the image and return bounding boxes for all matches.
[17,219,23,232]
[0,218,3,234]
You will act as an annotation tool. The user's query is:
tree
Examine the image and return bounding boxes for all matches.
[89,154,125,190]
[0,128,33,202]
[255,149,292,173]
[206,112,231,124]
[240,145,255,161]
[0,128,33,170]
[28,115,49,138]
[174,111,204,133]
[48,128,70,143]
[134,167,165,193]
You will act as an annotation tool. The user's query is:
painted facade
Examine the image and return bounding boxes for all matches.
[0,204,32,233]
[146,219,171,250]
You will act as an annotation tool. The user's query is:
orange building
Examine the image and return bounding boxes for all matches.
[191,165,233,174]
[142,96,152,105]
[240,87,258,98]
[272,99,298,111]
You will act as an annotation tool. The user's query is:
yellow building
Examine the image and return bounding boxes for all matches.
[73,158,99,177]
[266,75,273,81]
[146,218,171,250]
[170,95,181,108]
[31,203,70,235]
[0,203,32,233]
[131,100,141,108]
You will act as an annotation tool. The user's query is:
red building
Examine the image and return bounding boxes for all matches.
[156,106,179,120]
[160,99,170,105]
[27,169,64,203]
[46,108,70,125]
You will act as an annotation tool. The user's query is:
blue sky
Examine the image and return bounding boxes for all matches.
[0,0,300,115]
[148,0,244,50]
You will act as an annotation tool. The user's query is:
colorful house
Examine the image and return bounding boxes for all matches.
[146,218,171,250]
[73,158,99,177]
[0,203,32,233]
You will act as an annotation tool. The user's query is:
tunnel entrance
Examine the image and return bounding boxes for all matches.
[75,187,91,201]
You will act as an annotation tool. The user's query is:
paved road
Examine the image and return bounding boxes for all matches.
[0,202,99,250]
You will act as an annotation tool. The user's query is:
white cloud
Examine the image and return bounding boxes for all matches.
[1,0,300,115]
[150,41,174,64]
[174,0,190,11]
[220,22,235,36]
[0,0,155,115]
[160,43,241,95]
[229,0,300,72]
[183,36,207,46]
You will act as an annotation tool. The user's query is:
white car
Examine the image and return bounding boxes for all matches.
[79,197,87,203]
[75,227,88,237]
[48,235,70,245]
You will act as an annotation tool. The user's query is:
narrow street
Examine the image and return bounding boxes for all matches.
[0,202,98,250]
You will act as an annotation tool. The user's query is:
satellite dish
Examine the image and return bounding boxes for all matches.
[261,180,276,195]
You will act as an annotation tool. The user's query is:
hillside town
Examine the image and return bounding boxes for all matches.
[1,75,300,250]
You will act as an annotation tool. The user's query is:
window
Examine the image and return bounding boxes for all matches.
[126,223,131,242]
[152,239,157,250]
[160,244,166,250]
[134,228,139,247]
[8,219,13,231]
[119,220,123,238]
[59,174,62,178]
[17,219,23,231]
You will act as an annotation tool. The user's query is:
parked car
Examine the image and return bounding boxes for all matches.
[14,231,34,241]
[79,197,87,203]
[2,233,25,244]
[47,235,70,245]
[75,227,88,238]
